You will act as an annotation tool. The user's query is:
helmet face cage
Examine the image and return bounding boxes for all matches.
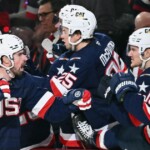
[61,9,97,40]
[0,34,24,69]
[128,27,150,55]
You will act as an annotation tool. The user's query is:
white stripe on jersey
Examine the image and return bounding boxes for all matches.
[32,91,55,118]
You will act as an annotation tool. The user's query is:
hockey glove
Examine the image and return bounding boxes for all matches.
[63,88,92,110]
[97,75,114,103]
[0,78,10,100]
[52,43,67,58]
[110,71,138,102]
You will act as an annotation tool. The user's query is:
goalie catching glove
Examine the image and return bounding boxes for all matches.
[63,88,92,110]
[110,71,138,102]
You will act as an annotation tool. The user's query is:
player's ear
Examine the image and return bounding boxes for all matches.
[144,48,150,58]
[72,30,81,40]
[1,56,11,67]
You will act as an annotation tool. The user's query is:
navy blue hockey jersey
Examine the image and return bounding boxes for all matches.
[123,68,150,124]
[19,74,55,149]
[9,72,71,123]
[0,84,20,150]
[0,115,20,150]
[49,33,127,95]
[47,33,127,147]
[122,67,150,143]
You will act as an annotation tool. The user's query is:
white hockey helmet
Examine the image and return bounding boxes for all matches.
[0,34,24,69]
[128,27,150,54]
[61,8,97,45]
[128,27,150,69]
[59,4,86,20]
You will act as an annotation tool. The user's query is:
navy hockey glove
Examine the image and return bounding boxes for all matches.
[0,78,10,100]
[53,43,67,58]
[97,75,114,103]
[110,71,138,102]
[63,89,92,110]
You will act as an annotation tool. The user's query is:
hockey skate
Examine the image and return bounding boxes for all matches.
[72,113,96,149]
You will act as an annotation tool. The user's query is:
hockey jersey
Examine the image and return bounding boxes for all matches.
[48,33,127,147]
[0,113,20,150]
[123,67,150,143]
[122,68,150,124]
[49,33,127,95]
[0,82,20,150]
[9,72,72,123]
[4,71,76,149]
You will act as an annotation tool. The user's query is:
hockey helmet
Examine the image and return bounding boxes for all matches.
[61,8,97,41]
[59,4,86,20]
[0,34,24,69]
[128,27,150,55]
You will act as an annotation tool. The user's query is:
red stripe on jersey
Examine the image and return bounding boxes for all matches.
[144,125,150,144]
[50,76,68,97]
[143,93,150,120]
[2,89,10,93]
[128,113,142,127]
[96,130,107,150]
[50,79,62,97]
[59,136,83,148]
[143,103,150,120]
[0,80,9,86]
[38,96,56,119]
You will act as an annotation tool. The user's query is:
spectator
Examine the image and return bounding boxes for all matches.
[135,11,150,29]
[129,0,150,16]
[31,0,69,74]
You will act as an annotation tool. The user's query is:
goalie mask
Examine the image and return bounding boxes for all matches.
[0,34,27,77]
[128,27,150,69]
[60,8,97,46]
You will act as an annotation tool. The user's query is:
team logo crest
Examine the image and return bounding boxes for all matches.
[74,90,82,98]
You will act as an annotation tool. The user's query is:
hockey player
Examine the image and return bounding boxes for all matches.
[0,33,91,149]
[74,27,150,149]
[46,4,127,148]
[0,81,20,150]
[108,27,150,149]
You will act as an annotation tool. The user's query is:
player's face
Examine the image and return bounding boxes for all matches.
[127,45,142,68]
[11,50,28,76]
[60,27,78,50]
[60,27,71,49]
[38,2,56,33]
